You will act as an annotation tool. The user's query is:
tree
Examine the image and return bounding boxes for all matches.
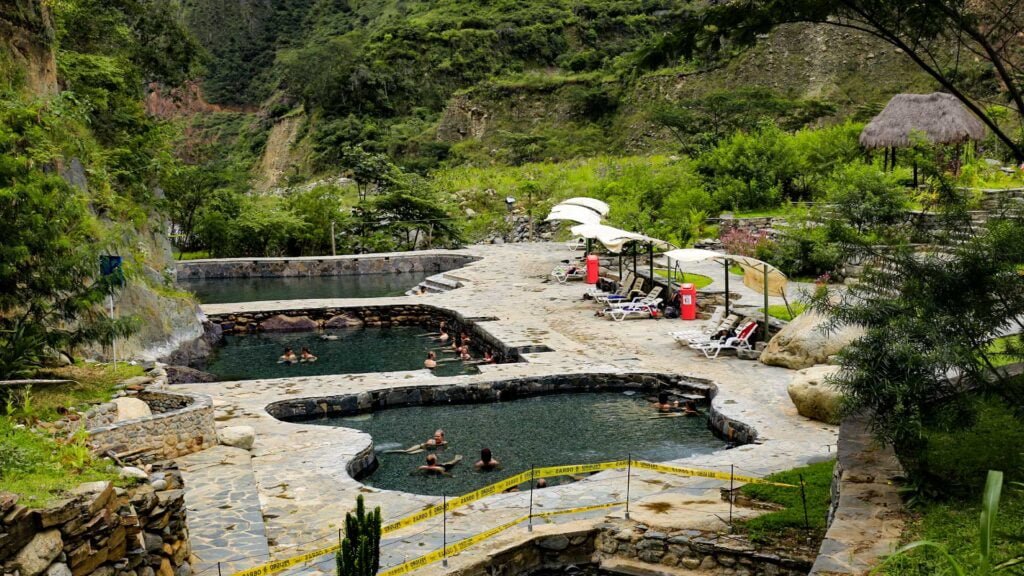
[697,122,801,209]
[340,145,400,201]
[823,163,908,234]
[0,124,135,378]
[336,495,381,576]
[812,207,1024,478]
[695,0,1024,160]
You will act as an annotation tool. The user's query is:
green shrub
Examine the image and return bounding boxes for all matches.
[738,460,834,544]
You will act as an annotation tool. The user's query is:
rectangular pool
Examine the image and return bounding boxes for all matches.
[179,272,431,304]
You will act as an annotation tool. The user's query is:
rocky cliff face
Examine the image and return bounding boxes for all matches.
[0,0,58,95]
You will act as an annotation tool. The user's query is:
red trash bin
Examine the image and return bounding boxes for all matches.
[585,254,600,284]
[678,282,698,320]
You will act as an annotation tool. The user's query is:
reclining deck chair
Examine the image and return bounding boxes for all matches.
[586,272,634,300]
[689,320,758,358]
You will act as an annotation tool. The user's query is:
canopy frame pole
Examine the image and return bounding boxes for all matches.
[632,245,638,290]
[648,242,654,290]
[763,263,770,343]
[618,252,622,280]
[724,258,730,317]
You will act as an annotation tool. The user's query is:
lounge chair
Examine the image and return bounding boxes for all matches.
[586,272,634,300]
[689,321,758,358]
[596,277,645,304]
[605,298,663,321]
[605,286,662,309]
[567,237,587,251]
[680,314,742,346]
[669,306,725,345]
[552,265,585,284]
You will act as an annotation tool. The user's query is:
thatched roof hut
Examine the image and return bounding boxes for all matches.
[859,92,986,149]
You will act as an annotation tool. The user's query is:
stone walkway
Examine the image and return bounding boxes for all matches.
[177,243,838,576]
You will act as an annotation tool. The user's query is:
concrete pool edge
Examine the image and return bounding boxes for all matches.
[176,250,479,279]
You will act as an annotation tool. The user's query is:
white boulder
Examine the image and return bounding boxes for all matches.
[219,426,255,450]
[787,365,844,424]
[113,397,152,421]
[760,311,863,370]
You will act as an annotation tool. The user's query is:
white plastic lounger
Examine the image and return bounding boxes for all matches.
[595,277,644,304]
[552,266,585,283]
[689,321,758,358]
[605,298,663,321]
[669,306,725,345]
[586,272,634,299]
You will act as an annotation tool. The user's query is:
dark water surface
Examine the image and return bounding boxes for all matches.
[179,272,431,303]
[309,392,726,496]
[204,327,478,380]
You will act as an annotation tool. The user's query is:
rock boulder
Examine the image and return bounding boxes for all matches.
[323,314,364,329]
[10,529,63,576]
[219,426,255,450]
[113,397,152,421]
[259,314,317,332]
[164,365,218,384]
[760,311,863,370]
[787,365,844,424]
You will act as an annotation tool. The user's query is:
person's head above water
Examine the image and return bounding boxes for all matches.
[480,447,493,463]
[427,351,436,359]
[658,392,669,404]
[426,454,437,465]
[434,429,445,441]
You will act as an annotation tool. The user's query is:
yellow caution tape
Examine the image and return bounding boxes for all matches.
[535,501,624,519]
[631,460,797,488]
[232,460,791,576]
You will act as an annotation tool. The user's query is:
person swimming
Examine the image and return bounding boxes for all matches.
[437,329,450,343]
[278,347,298,364]
[459,346,472,361]
[300,347,317,363]
[475,447,500,471]
[424,351,437,369]
[388,429,446,454]
[418,453,462,475]
[482,351,495,364]
[654,392,679,412]
[682,399,699,415]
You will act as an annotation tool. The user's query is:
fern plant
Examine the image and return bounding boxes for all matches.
[336,495,381,576]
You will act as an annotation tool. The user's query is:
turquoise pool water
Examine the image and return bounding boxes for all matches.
[179,272,431,304]
[203,327,478,380]
[310,392,725,496]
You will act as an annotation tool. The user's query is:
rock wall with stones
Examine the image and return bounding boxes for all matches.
[175,253,477,280]
[0,469,192,576]
[593,520,814,575]
[87,391,216,463]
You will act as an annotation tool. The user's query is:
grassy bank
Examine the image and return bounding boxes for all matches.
[737,459,834,545]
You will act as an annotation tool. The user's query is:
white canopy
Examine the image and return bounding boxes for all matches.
[545,205,602,225]
[556,197,610,217]
[664,249,787,297]
[570,223,669,253]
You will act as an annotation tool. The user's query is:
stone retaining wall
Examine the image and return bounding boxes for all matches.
[175,253,477,280]
[87,391,216,463]
[0,466,192,576]
[809,416,904,575]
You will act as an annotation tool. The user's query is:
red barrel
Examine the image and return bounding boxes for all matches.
[585,254,600,284]
[678,282,697,320]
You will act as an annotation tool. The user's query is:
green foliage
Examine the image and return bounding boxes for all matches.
[823,164,909,234]
[336,495,381,576]
[767,303,806,321]
[737,460,834,544]
[698,122,801,210]
[880,470,1024,575]
[0,416,119,508]
[768,220,843,279]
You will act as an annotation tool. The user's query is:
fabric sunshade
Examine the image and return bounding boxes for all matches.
[555,197,610,217]
[569,223,669,253]
[664,250,787,296]
[545,205,602,225]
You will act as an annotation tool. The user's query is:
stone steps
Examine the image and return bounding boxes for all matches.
[405,273,463,295]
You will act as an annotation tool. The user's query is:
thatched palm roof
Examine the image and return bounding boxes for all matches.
[859,93,986,149]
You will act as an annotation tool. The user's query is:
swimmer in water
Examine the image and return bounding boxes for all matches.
[536,478,548,489]
[475,447,500,471]
[418,453,462,475]
[654,392,679,412]
[459,347,472,361]
[437,329,449,344]
[388,430,446,454]
[300,347,317,363]
[482,351,495,364]
[278,347,298,364]
[424,351,437,369]
[682,399,699,416]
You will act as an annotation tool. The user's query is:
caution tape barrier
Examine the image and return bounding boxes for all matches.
[230,460,792,576]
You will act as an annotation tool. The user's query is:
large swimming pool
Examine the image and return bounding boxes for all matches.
[308,392,726,496]
[179,272,431,304]
[202,327,479,380]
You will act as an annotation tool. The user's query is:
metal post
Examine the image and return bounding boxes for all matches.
[763,263,770,343]
[723,259,731,317]
[217,563,222,576]
[109,294,117,368]
[729,465,735,528]
[625,454,632,520]
[799,474,810,534]
[331,221,336,256]
[618,253,622,280]
[528,466,535,532]
[442,493,448,567]
[648,242,654,287]
[632,247,638,288]
[338,528,342,547]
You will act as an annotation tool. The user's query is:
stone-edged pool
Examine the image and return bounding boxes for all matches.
[307,392,727,496]
[179,272,431,304]
[202,327,480,380]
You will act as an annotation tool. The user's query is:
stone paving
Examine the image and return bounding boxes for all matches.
[176,243,838,576]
